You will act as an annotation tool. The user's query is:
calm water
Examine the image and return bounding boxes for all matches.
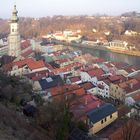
[73,46,140,67]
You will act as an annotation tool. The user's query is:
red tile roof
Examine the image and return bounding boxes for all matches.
[124,65,139,73]
[132,92,140,101]
[79,82,95,90]
[45,63,54,71]
[21,49,33,57]
[104,62,114,68]
[108,75,125,83]
[48,84,82,97]
[133,73,140,81]
[69,76,81,83]
[118,105,131,118]
[3,58,34,71]
[92,58,105,63]
[98,84,104,89]
[25,70,53,81]
[119,79,140,93]
[3,58,46,71]
[111,62,129,69]
[98,118,140,140]
[70,94,103,119]
[27,60,46,70]
[53,64,73,74]
[55,33,64,36]
[55,59,69,64]
[21,40,30,50]
[102,79,111,86]
[87,68,104,78]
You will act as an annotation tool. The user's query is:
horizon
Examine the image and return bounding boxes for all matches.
[1,0,140,19]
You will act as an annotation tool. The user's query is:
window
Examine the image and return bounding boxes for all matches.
[104,118,107,122]
[101,120,103,124]
[12,29,14,32]
[110,115,112,118]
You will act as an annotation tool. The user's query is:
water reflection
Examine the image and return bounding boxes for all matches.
[77,47,140,67]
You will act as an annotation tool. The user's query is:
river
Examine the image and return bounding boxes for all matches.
[72,46,140,68]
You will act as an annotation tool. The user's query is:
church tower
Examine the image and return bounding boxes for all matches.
[8,5,21,57]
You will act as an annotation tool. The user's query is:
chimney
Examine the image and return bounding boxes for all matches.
[85,97,88,105]
[130,83,133,89]
[97,103,100,108]
[36,73,38,77]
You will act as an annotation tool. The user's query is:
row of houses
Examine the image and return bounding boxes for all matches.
[2,44,140,136]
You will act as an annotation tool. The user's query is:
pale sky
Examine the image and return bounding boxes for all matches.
[1,0,140,18]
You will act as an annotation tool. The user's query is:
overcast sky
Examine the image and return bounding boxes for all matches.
[1,0,140,18]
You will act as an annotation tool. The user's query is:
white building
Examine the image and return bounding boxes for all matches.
[97,80,110,98]
[80,68,104,86]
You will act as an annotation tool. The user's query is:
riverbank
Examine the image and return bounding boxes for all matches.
[107,48,140,57]
[55,41,140,57]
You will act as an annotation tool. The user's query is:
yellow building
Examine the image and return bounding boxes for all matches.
[87,103,118,134]
[110,83,125,101]
[110,79,140,102]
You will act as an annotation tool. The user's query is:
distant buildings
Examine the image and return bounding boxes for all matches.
[124,30,139,36]
[43,29,82,43]
[109,40,136,51]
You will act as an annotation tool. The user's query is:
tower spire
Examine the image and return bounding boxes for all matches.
[8,5,21,57]
[11,4,19,23]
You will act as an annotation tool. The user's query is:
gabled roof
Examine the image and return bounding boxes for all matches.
[87,68,104,78]
[3,58,46,71]
[69,76,81,83]
[98,84,104,90]
[111,62,129,69]
[108,75,125,83]
[102,79,111,86]
[123,65,139,73]
[104,62,114,68]
[70,94,103,119]
[21,40,30,50]
[48,84,82,97]
[27,60,46,70]
[39,75,63,90]
[55,58,70,64]
[87,103,117,124]
[118,105,131,118]
[21,49,33,57]
[118,78,140,93]
[53,64,73,74]
[25,70,53,81]
[92,58,105,64]
[132,92,140,102]
[79,82,95,90]
[132,73,140,81]
[3,58,34,71]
